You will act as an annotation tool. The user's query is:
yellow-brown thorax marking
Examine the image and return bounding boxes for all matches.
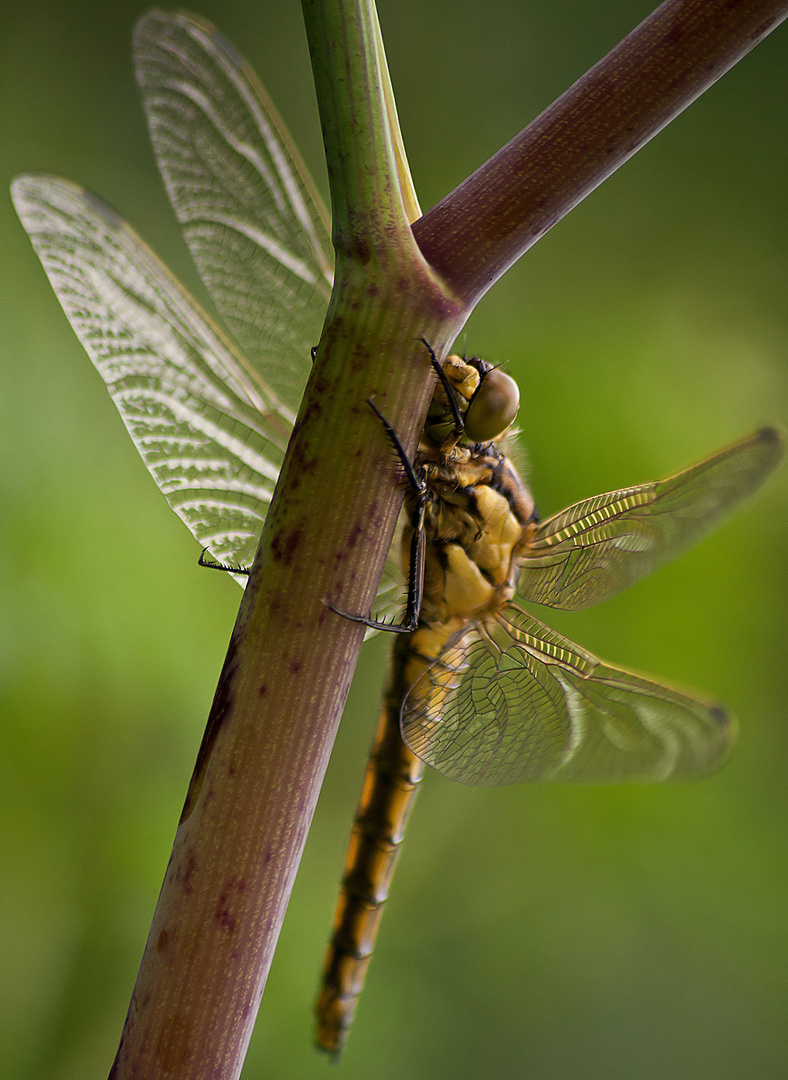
[399,355,535,690]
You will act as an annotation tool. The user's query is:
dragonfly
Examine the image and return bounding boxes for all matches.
[13,9,783,1057]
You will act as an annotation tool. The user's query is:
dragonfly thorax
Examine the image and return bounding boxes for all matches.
[411,460,531,627]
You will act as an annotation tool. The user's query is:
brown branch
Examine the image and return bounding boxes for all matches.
[413,0,788,306]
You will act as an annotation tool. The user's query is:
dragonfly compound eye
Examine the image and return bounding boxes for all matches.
[463,368,520,443]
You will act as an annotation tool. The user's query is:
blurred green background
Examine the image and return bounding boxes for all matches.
[2,1,787,1077]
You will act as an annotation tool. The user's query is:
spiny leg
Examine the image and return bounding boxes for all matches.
[329,398,426,634]
[418,336,465,436]
[198,548,250,576]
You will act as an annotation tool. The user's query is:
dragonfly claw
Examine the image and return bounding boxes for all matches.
[326,597,418,634]
[198,548,251,576]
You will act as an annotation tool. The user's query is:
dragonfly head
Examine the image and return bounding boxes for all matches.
[464,361,520,443]
[425,354,520,448]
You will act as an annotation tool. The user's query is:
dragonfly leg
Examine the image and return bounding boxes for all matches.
[418,337,464,435]
[328,399,426,634]
[365,396,426,498]
[327,514,424,633]
[197,548,250,576]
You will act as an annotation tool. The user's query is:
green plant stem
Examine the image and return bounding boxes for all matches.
[108,2,461,1078]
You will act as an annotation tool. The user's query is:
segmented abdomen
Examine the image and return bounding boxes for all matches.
[314,631,426,1054]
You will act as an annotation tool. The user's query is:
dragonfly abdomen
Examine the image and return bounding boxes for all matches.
[314,619,462,1054]
[314,645,425,1055]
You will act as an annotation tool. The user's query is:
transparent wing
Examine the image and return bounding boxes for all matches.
[133,9,333,414]
[517,428,783,611]
[15,16,404,621]
[401,604,734,786]
[11,174,292,571]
